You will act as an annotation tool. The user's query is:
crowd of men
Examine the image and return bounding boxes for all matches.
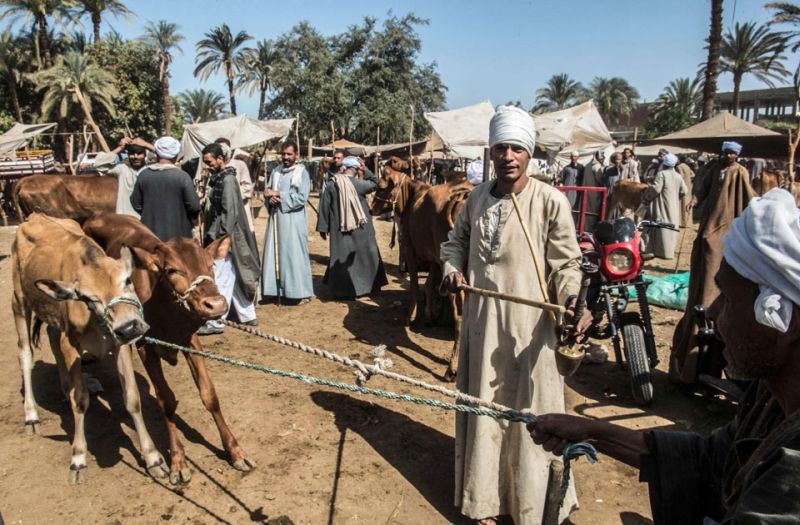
[92,113,800,524]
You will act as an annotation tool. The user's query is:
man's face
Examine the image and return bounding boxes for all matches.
[708,261,797,379]
[282,146,297,168]
[202,153,225,173]
[490,143,530,184]
[613,154,622,167]
[657,153,664,162]
[570,155,579,165]
[722,151,738,166]
[128,151,146,169]
[333,152,344,167]
[623,149,632,160]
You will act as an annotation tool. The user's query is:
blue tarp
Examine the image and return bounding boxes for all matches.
[628,272,690,311]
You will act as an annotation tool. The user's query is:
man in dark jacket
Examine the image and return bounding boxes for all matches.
[130,136,201,241]
[198,143,261,334]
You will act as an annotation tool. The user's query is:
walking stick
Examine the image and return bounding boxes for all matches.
[458,284,565,313]
[673,225,689,273]
[271,207,283,306]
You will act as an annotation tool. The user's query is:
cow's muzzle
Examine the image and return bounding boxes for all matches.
[114,319,149,344]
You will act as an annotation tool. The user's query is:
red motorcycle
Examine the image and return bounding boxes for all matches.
[578,217,678,405]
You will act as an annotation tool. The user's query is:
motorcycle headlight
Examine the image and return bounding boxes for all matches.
[607,248,634,273]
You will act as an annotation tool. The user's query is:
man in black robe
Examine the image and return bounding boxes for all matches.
[528,189,800,524]
[130,136,201,241]
[316,156,387,299]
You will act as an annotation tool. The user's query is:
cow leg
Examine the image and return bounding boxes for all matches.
[137,346,191,485]
[423,273,435,325]
[185,335,254,472]
[114,344,168,479]
[57,336,90,484]
[13,299,40,433]
[444,291,463,382]
[406,265,419,326]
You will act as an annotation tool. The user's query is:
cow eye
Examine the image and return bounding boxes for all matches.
[125,277,132,286]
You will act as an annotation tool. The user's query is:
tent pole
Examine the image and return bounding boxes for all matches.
[375,126,381,174]
[482,147,490,182]
[408,105,415,177]
[295,113,300,152]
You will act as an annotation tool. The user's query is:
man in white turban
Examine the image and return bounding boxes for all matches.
[131,136,201,241]
[441,105,590,524]
[642,153,688,259]
[529,188,800,523]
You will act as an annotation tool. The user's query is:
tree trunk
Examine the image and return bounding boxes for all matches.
[92,11,102,43]
[7,77,22,122]
[733,74,742,115]
[73,87,111,152]
[701,0,723,120]
[162,65,171,135]
[258,87,266,120]
[228,77,237,115]
[36,14,53,69]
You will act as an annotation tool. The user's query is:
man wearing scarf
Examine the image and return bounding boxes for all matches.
[316,156,387,299]
[642,153,687,259]
[260,141,314,304]
[198,143,260,334]
[131,136,201,241]
[441,105,590,524]
[215,137,255,232]
[672,141,755,383]
[621,147,640,182]
[95,136,155,217]
[530,188,800,524]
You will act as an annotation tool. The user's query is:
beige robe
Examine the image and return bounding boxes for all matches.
[643,168,687,259]
[229,158,255,231]
[94,151,142,218]
[676,162,694,227]
[441,178,582,524]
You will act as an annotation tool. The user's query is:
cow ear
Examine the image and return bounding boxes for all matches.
[130,245,162,273]
[205,235,231,262]
[119,245,135,276]
[35,279,79,301]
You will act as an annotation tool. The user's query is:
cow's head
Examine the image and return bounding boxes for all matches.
[370,167,408,216]
[36,245,149,345]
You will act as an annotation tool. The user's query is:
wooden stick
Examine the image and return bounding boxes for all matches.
[295,113,300,152]
[541,460,564,525]
[408,105,415,176]
[510,192,558,322]
[459,284,565,313]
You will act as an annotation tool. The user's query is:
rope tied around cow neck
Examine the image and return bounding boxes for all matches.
[169,275,214,310]
[142,334,597,512]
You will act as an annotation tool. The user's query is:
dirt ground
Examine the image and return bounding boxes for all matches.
[0,196,735,525]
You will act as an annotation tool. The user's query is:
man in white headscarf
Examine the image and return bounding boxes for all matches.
[643,153,687,259]
[441,105,590,524]
[529,188,800,524]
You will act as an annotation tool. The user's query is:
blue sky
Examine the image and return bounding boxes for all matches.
[9,0,798,116]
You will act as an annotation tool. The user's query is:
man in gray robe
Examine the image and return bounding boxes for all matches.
[316,156,387,299]
[529,189,800,524]
[198,143,260,334]
[131,136,201,241]
[95,136,154,217]
[557,151,583,207]
[260,141,314,304]
[215,137,255,232]
[441,106,591,525]
[643,153,687,259]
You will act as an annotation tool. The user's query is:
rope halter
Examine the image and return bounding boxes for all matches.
[170,274,215,310]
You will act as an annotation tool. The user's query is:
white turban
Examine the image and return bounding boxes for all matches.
[723,188,800,332]
[489,105,536,156]
[154,136,181,159]
[662,153,678,168]
[343,156,360,170]
[466,160,484,185]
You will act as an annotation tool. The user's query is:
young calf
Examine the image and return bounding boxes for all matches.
[12,213,166,484]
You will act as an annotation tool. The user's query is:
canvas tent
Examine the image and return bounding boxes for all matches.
[179,115,294,161]
[312,139,369,157]
[533,101,614,165]
[649,111,787,158]
[0,123,57,157]
[424,101,495,159]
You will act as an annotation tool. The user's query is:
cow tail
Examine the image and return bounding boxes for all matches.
[12,181,26,223]
[31,316,43,348]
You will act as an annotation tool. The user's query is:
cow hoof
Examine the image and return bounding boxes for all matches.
[232,457,256,472]
[169,468,192,485]
[69,464,87,485]
[146,458,169,480]
[24,420,40,435]
[443,369,457,383]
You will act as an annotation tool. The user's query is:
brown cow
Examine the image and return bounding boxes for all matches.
[370,167,472,380]
[752,169,800,206]
[385,155,423,179]
[606,179,650,218]
[14,174,117,223]
[12,214,162,484]
[82,213,254,484]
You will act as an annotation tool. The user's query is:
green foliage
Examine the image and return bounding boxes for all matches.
[644,77,703,137]
[0,110,15,131]
[532,74,586,113]
[194,23,252,115]
[588,76,640,124]
[176,88,227,123]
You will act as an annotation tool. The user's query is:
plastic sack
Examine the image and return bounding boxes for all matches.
[627,272,690,311]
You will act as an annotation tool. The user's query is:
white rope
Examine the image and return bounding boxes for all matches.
[173,275,214,310]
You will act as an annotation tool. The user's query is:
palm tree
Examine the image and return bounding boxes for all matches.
[587,77,640,123]
[238,39,277,119]
[177,89,227,123]
[720,22,790,113]
[76,0,132,43]
[0,31,28,121]
[141,20,184,134]
[766,2,800,80]
[0,0,76,68]
[532,73,585,113]
[701,0,724,120]
[194,24,253,115]
[64,28,88,51]
[647,77,704,134]
[30,50,118,151]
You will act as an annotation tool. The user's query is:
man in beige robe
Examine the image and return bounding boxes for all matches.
[675,156,694,227]
[94,136,154,217]
[643,154,687,259]
[441,105,589,525]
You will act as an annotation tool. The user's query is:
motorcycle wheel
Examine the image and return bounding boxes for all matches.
[621,312,654,405]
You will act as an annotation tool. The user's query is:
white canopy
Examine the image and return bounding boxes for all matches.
[0,122,57,156]
[424,101,495,159]
[533,101,613,166]
[179,115,294,161]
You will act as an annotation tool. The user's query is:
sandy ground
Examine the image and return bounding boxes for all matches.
[0,196,735,525]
